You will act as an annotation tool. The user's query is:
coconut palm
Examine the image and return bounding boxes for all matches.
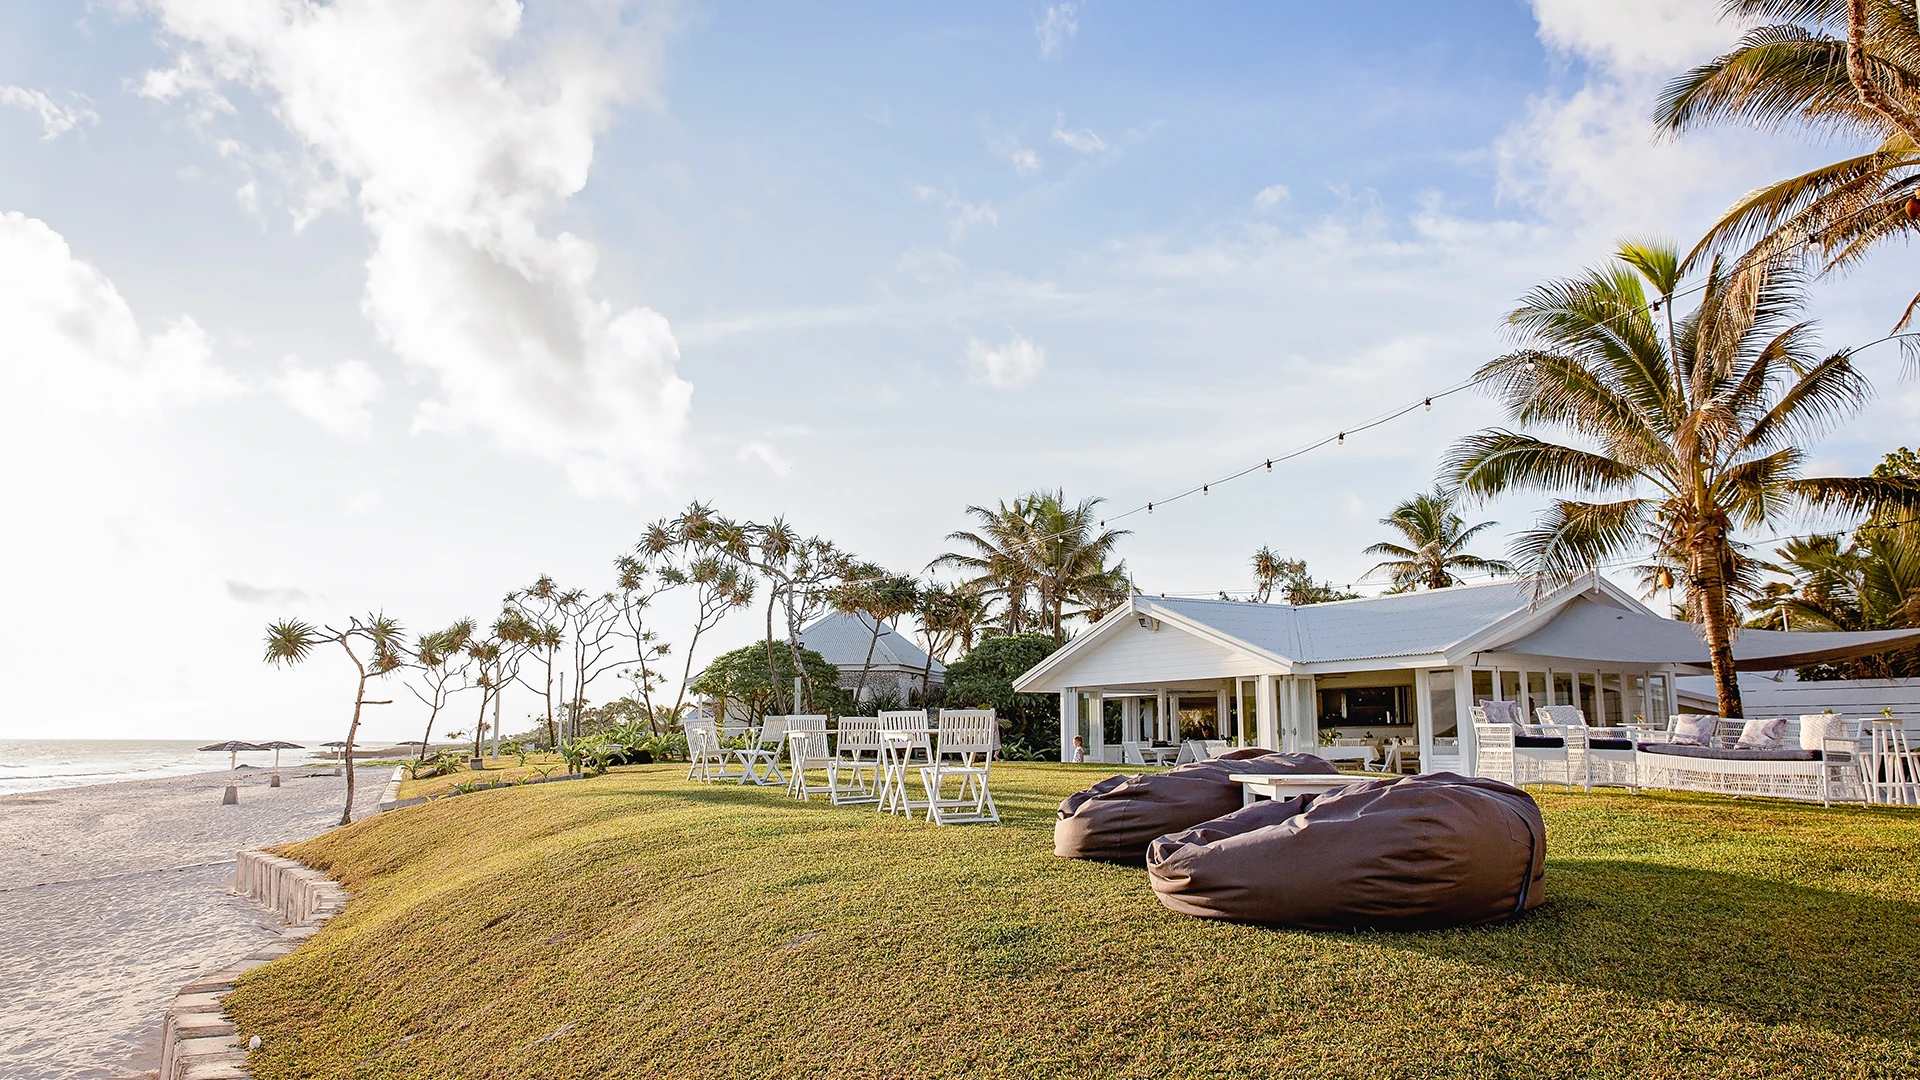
[1655,1,1920,336]
[1443,239,1916,718]
[934,490,1130,645]
[1362,488,1515,591]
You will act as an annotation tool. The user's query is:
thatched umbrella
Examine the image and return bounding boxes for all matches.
[200,741,266,804]
[321,740,349,776]
[257,740,304,787]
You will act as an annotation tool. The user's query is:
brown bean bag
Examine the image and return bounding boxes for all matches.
[1053,749,1335,862]
[1146,773,1545,930]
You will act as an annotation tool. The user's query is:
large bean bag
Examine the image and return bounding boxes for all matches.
[1146,773,1545,930]
[1054,749,1335,862]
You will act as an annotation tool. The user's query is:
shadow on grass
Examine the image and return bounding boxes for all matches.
[1386,857,1919,1041]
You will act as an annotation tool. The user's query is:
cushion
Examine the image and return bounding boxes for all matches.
[1588,738,1635,751]
[1146,773,1546,930]
[1513,735,1565,748]
[1638,743,1820,762]
[1669,715,1717,747]
[1477,700,1523,726]
[1053,751,1335,863]
[1736,718,1787,751]
[1799,713,1847,751]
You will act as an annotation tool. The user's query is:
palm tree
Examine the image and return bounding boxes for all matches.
[1655,1,1920,336]
[934,490,1130,645]
[1756,528,1920,675]
[1362,487,1515,591]
[1443,239,1908,718]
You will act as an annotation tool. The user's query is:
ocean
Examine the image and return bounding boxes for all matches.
[0,739,328,796]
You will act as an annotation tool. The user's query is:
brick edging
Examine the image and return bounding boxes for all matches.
[155,852,349,1079]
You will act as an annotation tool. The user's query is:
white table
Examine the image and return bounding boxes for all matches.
[1316,745,1376,767]
[1139,745,1178,767]
[1230,772,1376,807]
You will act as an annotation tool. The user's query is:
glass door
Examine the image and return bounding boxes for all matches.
[1236,678,1259,748]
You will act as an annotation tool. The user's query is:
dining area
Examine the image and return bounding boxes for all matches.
[681,709,1002,825]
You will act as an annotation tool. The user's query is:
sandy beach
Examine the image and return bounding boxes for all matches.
[0,767,383,1079]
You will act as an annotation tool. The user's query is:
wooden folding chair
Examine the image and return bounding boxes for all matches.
[920,709,1000,825]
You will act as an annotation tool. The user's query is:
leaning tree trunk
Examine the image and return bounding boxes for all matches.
[1694,541,1745,720]
[763,592,787,714]
[343,674,367,827]
[854,616,881,706]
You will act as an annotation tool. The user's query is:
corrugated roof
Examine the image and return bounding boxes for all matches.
[799,612,945,675]
[1500,595,1920,669]
[1148,579,1539,663]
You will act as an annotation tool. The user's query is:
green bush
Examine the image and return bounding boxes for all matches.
[942,634,1062,760]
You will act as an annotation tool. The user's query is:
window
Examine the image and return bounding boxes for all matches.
[1472,669,1493,704]
[1601,674,1625,725]
[1578,673,1597,722]
[1428,670,1458,740]
[1527,672,1547,716]
[1553,671,1574,707]
[1500,670,1522,707]
[1647,675,1670,726]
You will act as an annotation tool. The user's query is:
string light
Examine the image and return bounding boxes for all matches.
[1265,459,1273,471]
[1202,484,1209,495]
[1336,432,1344,445]
[1423,398,1431,411]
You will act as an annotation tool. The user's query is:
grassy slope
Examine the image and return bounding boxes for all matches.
[227,764,1920,1080]
[395,755,570,800]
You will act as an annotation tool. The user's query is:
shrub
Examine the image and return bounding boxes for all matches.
[942,634,1062,760]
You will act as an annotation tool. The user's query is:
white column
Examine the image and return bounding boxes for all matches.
[1158,689,1172,742]
[1122,697,1139,746]
[1215,686,1231,743]
[1454,667,1475,772]
[1256,675,1280,750]
[1413,669,1431,768]
[1059,688,1075,761]
[1087,691,1105,760]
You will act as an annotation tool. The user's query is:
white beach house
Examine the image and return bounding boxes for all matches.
[1012,578,1920,771]
[799,612,946,706]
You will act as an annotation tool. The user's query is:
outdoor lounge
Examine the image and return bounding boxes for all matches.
[1012,578,1920,799]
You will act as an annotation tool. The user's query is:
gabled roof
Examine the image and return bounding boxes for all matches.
[799,613,944,676]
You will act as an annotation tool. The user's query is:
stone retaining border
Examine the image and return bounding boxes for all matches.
[155,851,349,1079]
[375,765,406,813]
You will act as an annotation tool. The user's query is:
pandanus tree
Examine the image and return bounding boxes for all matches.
[404,619,474,760]
[1363,487,1515,591]
[263,613,406,825]
[832,570,921,705]
[1444,240,1916,718]
[1656,0,1920,342]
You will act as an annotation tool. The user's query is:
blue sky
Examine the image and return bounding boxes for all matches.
[2,1,1915,740]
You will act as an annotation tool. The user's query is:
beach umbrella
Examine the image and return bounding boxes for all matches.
[321,739,349,776]
[200,741,265,804]
[258,740,303,787]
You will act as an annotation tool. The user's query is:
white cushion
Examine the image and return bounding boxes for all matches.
[1736,718,1787,751]
[1799,713,1847,750]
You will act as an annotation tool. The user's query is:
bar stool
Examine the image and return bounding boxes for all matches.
[1863,719,1919,806]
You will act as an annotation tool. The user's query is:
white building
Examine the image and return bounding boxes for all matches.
[1012,578,1920,769]
[799,612,945,706]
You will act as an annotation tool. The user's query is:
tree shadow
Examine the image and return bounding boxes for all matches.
[1382,858,1920,1041]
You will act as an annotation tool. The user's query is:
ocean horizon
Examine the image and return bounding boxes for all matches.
[0,738,335,796]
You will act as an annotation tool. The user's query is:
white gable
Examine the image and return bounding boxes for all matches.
[1018,617,1275,692]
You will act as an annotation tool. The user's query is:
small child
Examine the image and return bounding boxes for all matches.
[1070,735,1087,763]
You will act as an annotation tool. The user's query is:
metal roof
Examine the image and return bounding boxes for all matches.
[1498,595,1920,669]
[799,613,945,676]
[1147,579,1544,663]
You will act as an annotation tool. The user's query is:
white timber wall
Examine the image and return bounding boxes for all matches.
[1043,622,1272,689]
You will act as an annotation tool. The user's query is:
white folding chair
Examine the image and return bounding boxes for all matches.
[877,711,933,818]
[1200,739,1231,760]
[921,709,1000,825]
[783,715,832,801]
[734,716,789,786]
[830,716,882,805]
[1121,740,1147,766]
[684,723,740,783]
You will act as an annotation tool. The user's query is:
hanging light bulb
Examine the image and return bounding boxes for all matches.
[1337,432,1345,445]
[1265,459,1272,472]
[1202,484,1209,495]
[1147,502,1153,515]
[1423,398,1431,411]
[1650,299,1661,313]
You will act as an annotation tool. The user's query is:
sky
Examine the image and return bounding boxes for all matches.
[2,0,1916,742]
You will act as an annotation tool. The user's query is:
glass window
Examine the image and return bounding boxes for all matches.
[1527,672,1547,719]
[1647,675,1670,727]
[1239,681,1258,746]
[1471,670,1494,705]
[1500,670,1522,705]
[1578,673,1597,723]
[1427,670,1458,740]
[1139,698,1160,743]
[1601,674,1625,726]
[1104,698,1123,745]
[1628,675,1647,725]
[1553,671,1574,707]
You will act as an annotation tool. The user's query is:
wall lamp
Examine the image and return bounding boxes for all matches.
[1137,615,1160,631]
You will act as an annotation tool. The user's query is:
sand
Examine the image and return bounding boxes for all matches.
[0,767,384,1079]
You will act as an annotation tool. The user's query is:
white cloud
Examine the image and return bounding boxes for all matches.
[914,185,999,242]
[1530,0,1733,76]
[1036,3,1079,59]
[1010,146,1041,173]
[138,0,693,496]
[737,440,793,476]
[0,85,98,140]
[0,211,237,412]
[965,332,1046,389]
[1051,122,1106,154]
[273,357,382,439]
[1254,184,1291,208]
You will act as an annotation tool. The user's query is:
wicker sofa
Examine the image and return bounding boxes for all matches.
[1634,715,1863,806]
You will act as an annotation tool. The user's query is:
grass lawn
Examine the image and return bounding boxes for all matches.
[395,754,571,800]
[226,763,1920,1079]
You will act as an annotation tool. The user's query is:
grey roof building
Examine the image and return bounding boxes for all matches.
[800,612,945,705]
[1013,577,1920,769]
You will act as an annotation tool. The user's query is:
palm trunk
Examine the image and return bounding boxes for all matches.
[1694,545,1745,719]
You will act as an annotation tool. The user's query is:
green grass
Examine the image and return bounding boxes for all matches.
[225,764,1920,1079]
[396,754,569,800]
